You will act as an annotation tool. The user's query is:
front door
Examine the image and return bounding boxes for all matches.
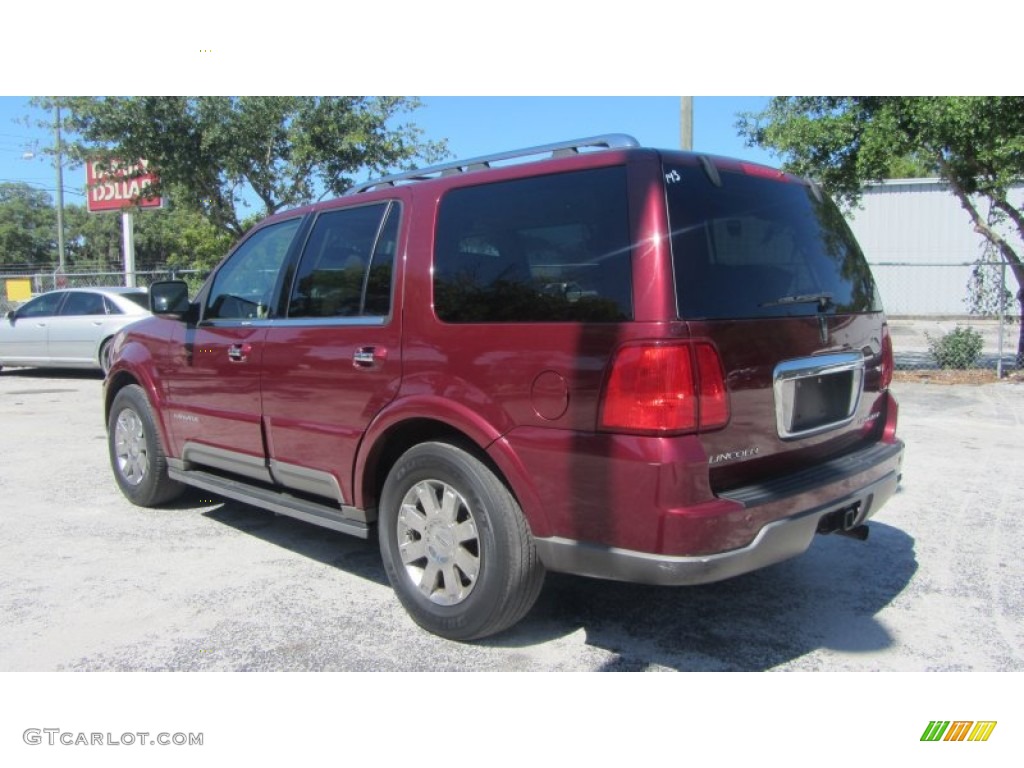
[162,217,304,480]
[0,291,65,365]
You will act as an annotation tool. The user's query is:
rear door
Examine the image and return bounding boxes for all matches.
[662,155,889,492]
[260,201,403,505]
[47,290,112,364]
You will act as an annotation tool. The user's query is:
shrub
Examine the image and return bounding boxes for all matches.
[926,325,984,369]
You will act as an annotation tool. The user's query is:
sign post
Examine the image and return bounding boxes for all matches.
[85,159,162,287]
[122,212,136,287]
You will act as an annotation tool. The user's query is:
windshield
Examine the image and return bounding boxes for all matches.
[664,162,881,319]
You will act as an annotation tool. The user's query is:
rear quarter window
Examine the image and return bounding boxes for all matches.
[433,166,632,323]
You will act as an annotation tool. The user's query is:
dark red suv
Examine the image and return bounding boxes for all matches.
[105,135,904,640]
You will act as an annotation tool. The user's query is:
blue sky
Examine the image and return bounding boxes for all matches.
[0,96,774,212]
[415,96,774,165]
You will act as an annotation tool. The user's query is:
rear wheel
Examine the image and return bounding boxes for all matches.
[99,338,114,375]
[378,441,544,641]
[108,384,184,506]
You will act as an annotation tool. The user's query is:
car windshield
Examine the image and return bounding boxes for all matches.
[664,160,882,319]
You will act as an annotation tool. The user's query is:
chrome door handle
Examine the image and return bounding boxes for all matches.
[228,343,252,362]
[353,346,387,368]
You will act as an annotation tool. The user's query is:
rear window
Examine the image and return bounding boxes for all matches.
[119,291,150,310]
[433,166,632,323]
[665,163,881,319]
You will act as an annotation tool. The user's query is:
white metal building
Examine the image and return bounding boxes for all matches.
[845,179,1024,316]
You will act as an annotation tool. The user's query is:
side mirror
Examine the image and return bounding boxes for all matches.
[5,310,15,321]
[149,280,191,317]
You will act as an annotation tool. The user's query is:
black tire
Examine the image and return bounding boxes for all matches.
[99,338,114,375]
[108,384,185,506]
[378,441,545,641]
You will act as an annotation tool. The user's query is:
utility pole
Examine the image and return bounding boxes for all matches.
[680,97,693,151]
[53,105,66,271]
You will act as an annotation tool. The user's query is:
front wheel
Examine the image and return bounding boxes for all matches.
[378,442,544,641]
[108,384,184,506]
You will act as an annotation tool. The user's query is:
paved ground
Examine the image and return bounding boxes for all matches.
[0,367,1021,671]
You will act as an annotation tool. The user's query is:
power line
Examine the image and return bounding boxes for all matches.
[0,178,85,198]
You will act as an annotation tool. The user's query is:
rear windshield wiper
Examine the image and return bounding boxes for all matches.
[761,293,834,311]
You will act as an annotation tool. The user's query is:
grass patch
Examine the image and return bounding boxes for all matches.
[894,369,1022,385]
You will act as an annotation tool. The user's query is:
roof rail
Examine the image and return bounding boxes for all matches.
[347,133,640,195]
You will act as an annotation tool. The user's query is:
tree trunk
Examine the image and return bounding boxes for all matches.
[1016,303,1024,369]
[1014,264,1024,369]
[941,172,1024,370]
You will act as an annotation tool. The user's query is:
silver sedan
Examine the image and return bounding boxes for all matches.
[0,287,151,374]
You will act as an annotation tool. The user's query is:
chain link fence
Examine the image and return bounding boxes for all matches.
[1,267,206,315]
[873,261,1018,374]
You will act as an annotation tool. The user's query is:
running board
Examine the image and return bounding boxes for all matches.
[168,468,371,539]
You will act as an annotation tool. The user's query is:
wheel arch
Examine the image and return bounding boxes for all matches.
[104,370,144,424]
[356,411,550,539]
[104,369,174,459]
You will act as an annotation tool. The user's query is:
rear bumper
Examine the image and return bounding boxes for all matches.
[534,440,903,586]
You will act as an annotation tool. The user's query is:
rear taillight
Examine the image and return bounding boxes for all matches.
[599,341,729,435]
[694,342,729,429]
[880,324,894,390]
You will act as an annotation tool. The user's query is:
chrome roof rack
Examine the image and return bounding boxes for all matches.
[347,133,640,195]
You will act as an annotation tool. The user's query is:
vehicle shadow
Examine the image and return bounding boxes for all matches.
[0,367,104,380]
[190,493,916,671]
[495,521,918,671]
[199,497,389,588]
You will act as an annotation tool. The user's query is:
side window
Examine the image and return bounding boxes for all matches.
[206,218,302,321]
[433,166,633,323]
[287,202,396,318]
[59,292,107,316]
[364,204,399,316]
[102,296,124,315]
[16,292,65,318]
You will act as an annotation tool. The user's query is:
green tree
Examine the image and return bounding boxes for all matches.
[61,194,232,275]
[32,96,446,241]
[63,204,120,268]
[738,97,1024,367]
[0,182,55,268]
[130,195,236,274]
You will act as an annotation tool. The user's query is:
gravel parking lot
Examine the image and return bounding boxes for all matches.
[0,368,1021,672]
